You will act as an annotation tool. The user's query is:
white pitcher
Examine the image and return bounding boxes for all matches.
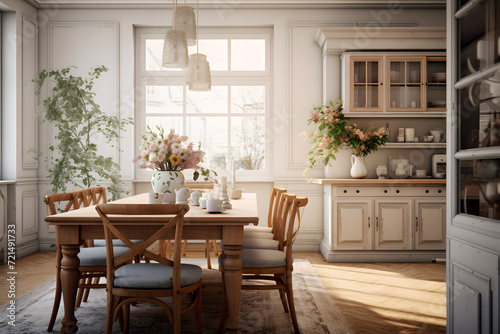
[350,155,367,179]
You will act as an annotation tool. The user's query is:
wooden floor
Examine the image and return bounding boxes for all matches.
[0,251,446,333]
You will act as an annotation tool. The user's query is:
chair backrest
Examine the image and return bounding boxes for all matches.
[44,187,107,216]
[44,191,81,215]
[95,203,190,288]
[274,193,297,250]
[284,196,308,267]
[268,187,287,229]
[79,187,108,207]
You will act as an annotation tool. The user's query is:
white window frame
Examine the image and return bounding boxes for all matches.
[135,27,273,181]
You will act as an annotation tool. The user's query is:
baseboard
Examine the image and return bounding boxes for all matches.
[16,240,40,259]
[320,250,446,263]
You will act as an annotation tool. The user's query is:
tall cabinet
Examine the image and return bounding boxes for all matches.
[447,0,500,332]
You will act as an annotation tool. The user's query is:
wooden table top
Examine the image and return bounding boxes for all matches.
[45,192,259,226]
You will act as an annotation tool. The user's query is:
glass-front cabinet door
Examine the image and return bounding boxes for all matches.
[448,0,500,332]
[349,57,383,112]
[386,57,425,111]
[426,56,447,111]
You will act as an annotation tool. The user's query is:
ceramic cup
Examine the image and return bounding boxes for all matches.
[148,192,164,204]
[405,128,415,142]
[199,198,207,209]
[416,169,427,177]
[231,189,242,199]
[206,199,223,213]
[430,130,443,143]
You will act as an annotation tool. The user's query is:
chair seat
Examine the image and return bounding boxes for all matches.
[78,247,130,267]
[114,263,202,289]
[242,237,279,250]
[219,249,286,268]
[92,239,142,247]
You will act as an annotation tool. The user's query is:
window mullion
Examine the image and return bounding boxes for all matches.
[228,84,232,162]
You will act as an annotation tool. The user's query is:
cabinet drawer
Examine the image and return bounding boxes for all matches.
[336,186,446,197]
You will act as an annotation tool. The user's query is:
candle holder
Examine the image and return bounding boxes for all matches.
[220,183,232,209]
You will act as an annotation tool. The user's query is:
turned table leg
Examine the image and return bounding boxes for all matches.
[221,223,244,334]
[60,245,81,333]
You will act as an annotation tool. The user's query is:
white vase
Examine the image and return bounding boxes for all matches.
[151,171,185,203]
[350,155,367,179]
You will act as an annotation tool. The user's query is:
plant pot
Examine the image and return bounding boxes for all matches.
[151,171,185,203]
[350,155,367,179]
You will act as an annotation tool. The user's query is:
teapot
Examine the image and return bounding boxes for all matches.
[190,191,202,206]
[163,190,176,204]
[175,187,190,205]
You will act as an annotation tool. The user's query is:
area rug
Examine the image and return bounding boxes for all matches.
[0,259,352,333]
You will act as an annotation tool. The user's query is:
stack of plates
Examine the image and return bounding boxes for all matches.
[432,72,446,83]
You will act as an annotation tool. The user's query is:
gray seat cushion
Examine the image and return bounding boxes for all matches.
[242,238,279,250]
[92,239,143,247]
[219,249,286,268]
[78,246,130,267]
[243,230,274,239]
[113,263,202,289]
[244,226,272,233]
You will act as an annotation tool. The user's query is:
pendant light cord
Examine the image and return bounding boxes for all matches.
[196,0,199,54]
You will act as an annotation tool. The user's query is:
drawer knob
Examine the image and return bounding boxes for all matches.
[396,190,400,193]
[384,190,388,193]
[426,190,429,193]
[343,190,347,193]
[438,190,442,193]
[356,190,360,193]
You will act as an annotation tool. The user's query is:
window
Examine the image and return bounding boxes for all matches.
[135,27,272,181]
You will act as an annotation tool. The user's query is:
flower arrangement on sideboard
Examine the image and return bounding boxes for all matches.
[301,100,389,178]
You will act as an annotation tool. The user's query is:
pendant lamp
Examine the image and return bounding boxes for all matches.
[188,53,211,91]
[162,0,188,68]
[187,0,211,91]
[173,6,197,46]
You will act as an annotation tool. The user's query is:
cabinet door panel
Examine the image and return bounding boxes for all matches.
[415,200,446,250]
[386,56,425,112]
[375,200,411,250]
[334,201,372,250]
[349,56,383,112]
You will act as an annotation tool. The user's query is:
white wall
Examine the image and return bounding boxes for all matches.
[0,0,39,258]
[35,5,446,252]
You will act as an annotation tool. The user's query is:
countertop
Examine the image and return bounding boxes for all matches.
[311,178,446,185]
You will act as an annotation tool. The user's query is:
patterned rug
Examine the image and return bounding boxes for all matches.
[0,259,352,333]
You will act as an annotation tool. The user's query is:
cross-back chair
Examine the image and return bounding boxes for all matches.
[95,203,202,334]
[45,188,130,332]
[218,194,308,333]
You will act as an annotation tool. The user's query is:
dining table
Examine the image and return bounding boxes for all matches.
[44,192,259,334]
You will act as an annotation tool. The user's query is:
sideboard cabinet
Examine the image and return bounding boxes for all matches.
[314,179,446,262]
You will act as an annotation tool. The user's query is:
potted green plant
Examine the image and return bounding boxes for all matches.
[33,66,133,200]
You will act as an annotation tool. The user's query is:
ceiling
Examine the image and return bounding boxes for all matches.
[25,0,446,9]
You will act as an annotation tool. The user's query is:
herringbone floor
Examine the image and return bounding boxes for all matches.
[0,251,446,333]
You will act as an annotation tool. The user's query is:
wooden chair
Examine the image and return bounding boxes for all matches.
[95,203,202,334]
[243,187,287,239]
[242,187,305,251]
[218,194,308,333]
[45,187,129,332]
